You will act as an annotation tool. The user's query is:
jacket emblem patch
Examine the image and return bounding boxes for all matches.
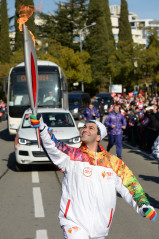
[83,167,92,177]
[68,228,72,234]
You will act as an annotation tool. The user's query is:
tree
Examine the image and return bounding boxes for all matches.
[15,0,35,51]
[37,2,75,49]
[0,1,1,44]
[53,0,88,50]
[118,0,132,46]
[37,39,92,90]
[36,11,56,40]
[147,28,159,49]
[0,0,11,63]
[10,48,24,65]
[147,29,159,84]
[76,0,88,29]
[36,0,88,50]
[72,0,88,50]
[54,2,73,48]
[86,0,110,86]
[104,0,114,41]
[111,0,134,89]
[136,46,159,82]
[106,44,135,90]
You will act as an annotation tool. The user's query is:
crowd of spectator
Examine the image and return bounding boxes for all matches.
[82,92,159,156]
[0,99,7,122]
[116,94,159,154]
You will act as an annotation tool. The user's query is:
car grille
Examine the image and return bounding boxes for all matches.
[32,151,46,157]
[19,150,29,156]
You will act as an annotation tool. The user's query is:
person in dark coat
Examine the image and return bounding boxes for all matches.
[145,105,159,152]
[98,99,105,123]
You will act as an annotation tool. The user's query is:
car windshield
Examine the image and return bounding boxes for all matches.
[94,95,112,104]
[22,112,75,128]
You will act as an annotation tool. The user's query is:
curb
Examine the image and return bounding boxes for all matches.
[123,140,158,162]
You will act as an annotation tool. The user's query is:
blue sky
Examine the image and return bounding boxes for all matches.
[7,0,159,20]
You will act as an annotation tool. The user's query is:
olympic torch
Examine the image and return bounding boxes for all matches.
[23,24,41,148]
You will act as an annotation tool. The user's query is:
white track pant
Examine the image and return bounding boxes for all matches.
[62,225,106,239]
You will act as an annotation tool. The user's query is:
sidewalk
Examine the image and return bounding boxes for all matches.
[123,137,158,162]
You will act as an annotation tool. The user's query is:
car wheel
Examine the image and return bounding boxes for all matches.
[15,162,27,172]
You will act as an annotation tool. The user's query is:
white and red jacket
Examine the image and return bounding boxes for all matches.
[40,126,150,238]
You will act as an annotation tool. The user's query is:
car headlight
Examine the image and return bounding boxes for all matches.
[73,108,78,114]
[104,105,108,110]
[18,138,32,145]
[62,136,81,144]
[72,136,81,144]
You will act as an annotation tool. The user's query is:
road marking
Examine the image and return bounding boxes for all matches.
[36,230,48,239]
[33,187,45,218]
[32,171,40,183]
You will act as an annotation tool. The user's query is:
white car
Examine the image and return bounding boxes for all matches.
[15,108,81,171]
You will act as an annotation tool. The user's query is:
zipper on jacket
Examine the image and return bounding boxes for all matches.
[95,152,97,165]
[116,114,117,135]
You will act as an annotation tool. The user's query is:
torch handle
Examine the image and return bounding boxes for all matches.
[36,127,41,149]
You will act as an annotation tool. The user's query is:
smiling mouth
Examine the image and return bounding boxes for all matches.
[81,133,90,137]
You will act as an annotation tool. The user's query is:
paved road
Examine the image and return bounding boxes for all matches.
[0,120,159,239]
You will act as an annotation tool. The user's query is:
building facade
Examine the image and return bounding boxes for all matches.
[110,5,159,46]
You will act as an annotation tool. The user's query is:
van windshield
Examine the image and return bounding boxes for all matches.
[69,95,81,106]
[69,98,80,106]
[9,71,60,107]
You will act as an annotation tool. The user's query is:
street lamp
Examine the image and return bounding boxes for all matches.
[79,22,96,92]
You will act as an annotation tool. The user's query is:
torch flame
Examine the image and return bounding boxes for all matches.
[17,4,36,45]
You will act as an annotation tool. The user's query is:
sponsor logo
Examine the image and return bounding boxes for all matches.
[83,167,92,177]
[102,171,113,180]
[68,226,80,234]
